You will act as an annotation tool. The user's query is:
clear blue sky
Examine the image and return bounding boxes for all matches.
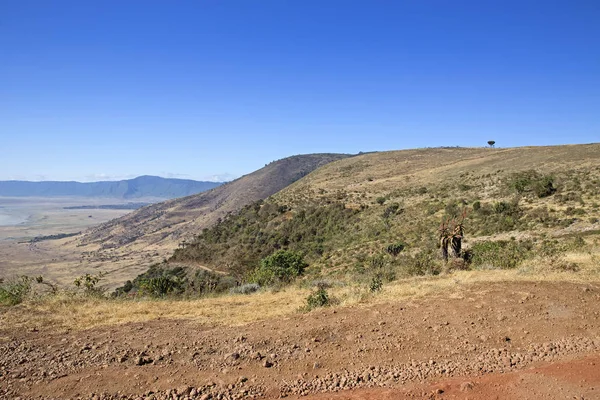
[1,1,598,182]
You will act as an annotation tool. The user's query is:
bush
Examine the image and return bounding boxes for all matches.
[0,276,33,306]
[402,249,441,276]
[114,264,187,297]
[376,197,386,205]
[533,176,556,198]
[305,287,330,310]
[139,275,184,297]
[382,203,402,219]
[369,275,383,292]
[565,207,586,216]
[251,250,308,286]
[470,240,533,269]
[74,272,106,296]
[230,283,261,295]
[386,242,405,256]
[508,170,556,197]
[190,269,224,294]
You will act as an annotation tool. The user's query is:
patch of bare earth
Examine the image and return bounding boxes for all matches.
[1,281,599,399]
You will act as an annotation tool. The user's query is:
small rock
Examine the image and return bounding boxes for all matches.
[263,360,273,368]
[177,386,192,396]
[460,381,474,391]
[135,356,153,366]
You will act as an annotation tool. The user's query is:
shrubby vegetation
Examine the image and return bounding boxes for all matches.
[4,161,599,309]
[113,263,237,298]
[171,201,361,279]
[303,282,333,311]
[0,276,33,306]
[250,250,307,286]
[508,170,556,198]
[74,272,107,296]
[470,239,534,269]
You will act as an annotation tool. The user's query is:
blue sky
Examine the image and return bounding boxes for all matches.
[1,1,598,182]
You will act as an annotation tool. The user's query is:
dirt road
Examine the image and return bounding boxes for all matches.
[1,281,599,399]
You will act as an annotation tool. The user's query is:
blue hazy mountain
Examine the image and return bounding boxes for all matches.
[0,176,223,199]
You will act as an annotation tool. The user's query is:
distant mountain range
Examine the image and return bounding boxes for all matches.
[0,176,223,199]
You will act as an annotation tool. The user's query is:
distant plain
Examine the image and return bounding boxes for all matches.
[0,197,139,285]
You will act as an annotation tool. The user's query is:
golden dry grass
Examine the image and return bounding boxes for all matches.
[0,288,311,332]
[3,248,599,333]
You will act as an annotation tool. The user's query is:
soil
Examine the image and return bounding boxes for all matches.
[1,281,599,400]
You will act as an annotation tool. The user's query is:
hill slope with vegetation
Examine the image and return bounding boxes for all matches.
[61,154,350,273]
[162,144,600,294]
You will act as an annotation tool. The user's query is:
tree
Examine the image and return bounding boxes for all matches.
[251,250,308,286]
[487,140,496,148]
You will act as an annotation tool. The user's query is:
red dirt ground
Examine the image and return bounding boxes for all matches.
[1,281,599,399]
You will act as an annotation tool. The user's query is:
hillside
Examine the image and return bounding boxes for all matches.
[171,144,600,281]
[3,145,600,400]
[30,154,347,284]
[0,175,222,199]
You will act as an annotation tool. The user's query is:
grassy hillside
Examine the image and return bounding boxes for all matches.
[76,154,350,250]
[170,144,600,286]
[20,153,349,287]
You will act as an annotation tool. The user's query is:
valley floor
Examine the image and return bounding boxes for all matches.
[1,280,599,399]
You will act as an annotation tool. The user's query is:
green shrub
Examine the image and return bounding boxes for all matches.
[0,276,33,306]
[369,253,386,269]
[139,275,184,297]
[386,242,405,256]
[190,269,225,294]
[369,275,383,292]
[401,249,441,276]
[305,287,330,310]
[74,272,106,296]
[470,240,533,269]
[251,250,307,286]
[533,176,556,198]
[376,197,386,205]
[565,207,586,216]
[508,170,556,197]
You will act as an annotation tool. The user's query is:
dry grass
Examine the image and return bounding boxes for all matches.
[3,248,600,333]
[0,288,310,332]
[335,249,600,307]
